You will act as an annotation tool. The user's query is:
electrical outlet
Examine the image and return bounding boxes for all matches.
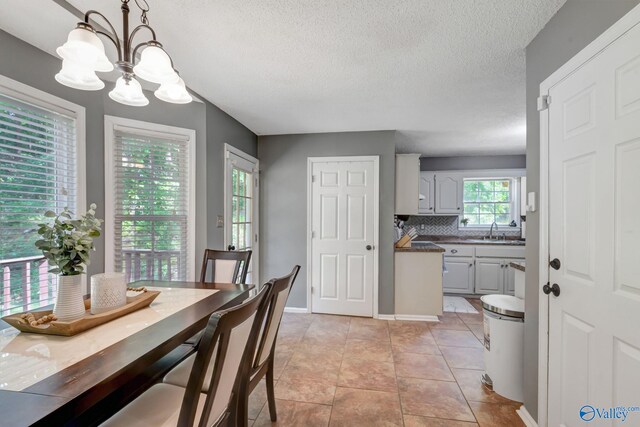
[216,215,224,228]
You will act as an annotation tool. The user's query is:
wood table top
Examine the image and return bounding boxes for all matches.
[0,280,253,427]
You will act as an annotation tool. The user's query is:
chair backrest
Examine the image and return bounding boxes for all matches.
[253,265,300,369]
[200,249,252,284]
[178,283,270,427]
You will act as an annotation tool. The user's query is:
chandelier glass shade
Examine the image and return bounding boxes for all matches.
[55,0,191,106]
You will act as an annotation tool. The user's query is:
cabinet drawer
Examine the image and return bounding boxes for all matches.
[438,244,475,257]
[475,246,525,259]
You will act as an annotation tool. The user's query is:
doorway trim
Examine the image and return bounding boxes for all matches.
[537,5,640,426]
[223,143,259,283]
[306,156,380,318]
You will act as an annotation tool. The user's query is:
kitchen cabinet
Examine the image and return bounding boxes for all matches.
[443,256,474,294]
[395,154,421,215]
[418,171,435,214]
[395,251,443,318]
[475,257,525,295]
[434,173,463,214]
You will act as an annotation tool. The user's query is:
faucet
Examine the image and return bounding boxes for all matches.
[488,222,499,239]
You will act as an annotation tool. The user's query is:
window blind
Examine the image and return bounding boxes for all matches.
[0,92,77,315]
[111,130,190,282]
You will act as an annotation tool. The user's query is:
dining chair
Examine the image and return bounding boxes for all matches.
[100,283,270,427]
[200,249,252,284]
[238,265,300,423]
[164,266,300,424]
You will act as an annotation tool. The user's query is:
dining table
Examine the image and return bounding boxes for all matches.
[0,280,254,427]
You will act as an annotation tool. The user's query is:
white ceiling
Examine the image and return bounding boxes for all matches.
[0,0,565,155]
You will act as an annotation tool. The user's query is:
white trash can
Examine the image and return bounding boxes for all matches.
[480,294,525,402]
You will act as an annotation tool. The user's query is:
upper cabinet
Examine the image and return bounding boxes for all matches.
[418,172,435,214]
[395,154,421,215]
[434,173,463,214]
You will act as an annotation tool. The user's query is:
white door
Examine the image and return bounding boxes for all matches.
[474,259,503,294]
[546,22,640,426]
[418,171,435,214]
[310,158,378,317]
[224,145,259,284]
[443,256,474,294]
[435,173,462,214]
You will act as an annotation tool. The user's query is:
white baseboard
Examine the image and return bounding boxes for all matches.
[376,314,396,321]
[516,405,538,427]
[394,314,439,322]
[283,307,309,314]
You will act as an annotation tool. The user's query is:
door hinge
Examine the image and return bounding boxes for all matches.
[311,286,315,294]
[312,175,316,183]
[255,233,258,243]
[311,230,315,238]
[537,95,551,111]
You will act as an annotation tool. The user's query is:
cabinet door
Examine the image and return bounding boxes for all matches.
[418,172,435,214]
[395,155,420,215]
[435,173,463,214]
[504,261,515,295]
[443,256,474,294]
[475,258,503,294]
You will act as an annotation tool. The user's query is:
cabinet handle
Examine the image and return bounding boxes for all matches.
[469,263,473,268]
[451,249,458,254]
[457,207,461,210]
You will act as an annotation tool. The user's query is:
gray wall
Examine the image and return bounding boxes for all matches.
[420,155,526,171]
[524,0,639,420]
[258,131,396,313]
[0,29,256,278]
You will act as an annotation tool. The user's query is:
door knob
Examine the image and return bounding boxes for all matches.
[227,245,236,251]
[549,258,561,270]
[543,283,560,297]
[366,245,372,251]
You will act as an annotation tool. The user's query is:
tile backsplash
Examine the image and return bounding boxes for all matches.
[401,215,521,237]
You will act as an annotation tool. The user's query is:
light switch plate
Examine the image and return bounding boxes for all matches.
[216,215,224,228]
[526,192,537,213]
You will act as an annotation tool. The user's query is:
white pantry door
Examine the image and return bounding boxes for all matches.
[546,21,640,426]
[310,158,377,317]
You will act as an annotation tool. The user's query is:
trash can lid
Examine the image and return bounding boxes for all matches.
[480,294,524,318]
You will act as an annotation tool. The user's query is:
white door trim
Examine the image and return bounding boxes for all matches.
[223,143,259,283]
[537,5,640,426]
[306,156,380,318]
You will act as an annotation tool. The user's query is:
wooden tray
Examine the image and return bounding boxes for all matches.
[2,290,161,337]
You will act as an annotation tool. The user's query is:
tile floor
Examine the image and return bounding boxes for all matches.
[247,298,525,426]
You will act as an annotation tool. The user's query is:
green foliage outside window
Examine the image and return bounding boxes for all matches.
[463,179,513,226]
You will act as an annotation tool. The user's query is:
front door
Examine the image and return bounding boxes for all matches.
[310,158,378,317]
[546,21,640,426]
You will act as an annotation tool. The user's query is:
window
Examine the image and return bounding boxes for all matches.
[0,76,85,315]
[463,178,516,226]
[105,117,195,282]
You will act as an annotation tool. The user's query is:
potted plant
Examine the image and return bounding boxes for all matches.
[460,218,469,227]
[34,204,103,321]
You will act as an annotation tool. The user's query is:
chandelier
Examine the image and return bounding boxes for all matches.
[55,0,191,106]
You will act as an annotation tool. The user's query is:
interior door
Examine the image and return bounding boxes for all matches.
[225,147,258,284]
[546,22,640,426]
[310,159,376,317]
[418,171,435,214]
[435,173,462,214]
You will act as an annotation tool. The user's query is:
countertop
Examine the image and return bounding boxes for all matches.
[413,235,526,246]
[395,243,445,253]
[509,261,526,272]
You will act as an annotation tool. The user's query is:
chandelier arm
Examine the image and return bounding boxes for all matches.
[128,24,157,48]
[84,10,122,58]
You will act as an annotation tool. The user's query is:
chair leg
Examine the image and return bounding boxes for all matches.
[266,355,277,422]
[236,387,249,427]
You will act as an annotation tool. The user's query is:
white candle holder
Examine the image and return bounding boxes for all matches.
[90,273,127,315]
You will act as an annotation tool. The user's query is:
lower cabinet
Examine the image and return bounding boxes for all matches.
[443,256,474,294]
[474,257,524,295]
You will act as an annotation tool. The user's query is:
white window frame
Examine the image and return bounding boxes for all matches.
[461,177,520,229]
[104,116,196,281]
[223,143,259,284]
[0,74,87,289]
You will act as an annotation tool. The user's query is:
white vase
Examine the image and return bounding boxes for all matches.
[54,275,86,322]
[90,273,127,314]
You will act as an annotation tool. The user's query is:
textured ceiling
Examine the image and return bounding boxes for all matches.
[0,0,565,155]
